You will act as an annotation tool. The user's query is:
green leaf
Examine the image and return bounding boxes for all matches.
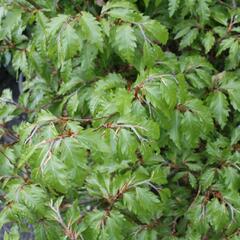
[105,211,126,240]
[144,20,169,44]
[0,9,22,39]
[228,40,239,69]
[107,7,142,22]
[180,28,198,49]
[0,6,7,24]
[66,91,79,115]
[200,168,215,190]
[6,183,47,211]
[144,85,161,108]
[207,91,229,128]
[220,167,240,191]
[101,1,137,14]
[3,226,20,240]
[151,167,169,185]
[12,51,28,77]
[0,155,13,176]
[135,187,160,211]
[47,14,68,35]
[137,229,158,240]
[143,0,150,7]
[169,111,182,148]
[114,88,133,115]
[111,24,137,61]
[142,42,163,68]
[1,2,240,239]
[188,173,197,189]
[202,31,215,53]
[197,0,210,22]
[117,129,138,158]
[160,78,177,109]
[221,79,240,111]
[212,8,228,26]
[185,99,213,133]
[61,138,87,186]
[231,127,240,145]
[140,120,160,140]
[58,24,80,63]
[217,38,235,56]
[168,0,180,17]
[34,221,62,240]
[181,111,201,146]
[207,199,229,231]
[37,110,58,123]
[174,26,191,40]
[41,155,69,193]
[79,11,103,50]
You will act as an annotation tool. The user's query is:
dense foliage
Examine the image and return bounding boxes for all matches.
[0,0,240,239]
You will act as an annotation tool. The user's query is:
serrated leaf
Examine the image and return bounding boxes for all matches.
[42,155,69,193]
[160,78,177,108]
[58,24,80,63]
[221,79,240,111]
[220,167,240,190]
[67,92,79,115]
[34,221,61,240]
[3,225,19,240]
[202,31,215,53]
[185,99,213,133]
[181,111,201,146]
[142,42,163,68]
[174,26,191,40]
[135,187,160,211]
[144,20,169,44]
[114,88,133,115]
[0,9,22,39]
[212,8,228,26]
[105,211,126,240]
[79,11,103,50]
[12,50,28,77]
[47,14,68,35]
[137,229,158,240]
[6,183,47,211]
[180,28,198,49]
[200,168,215,190]
[112,24,137,61]
[61,138,85,163]
[228,40,239,69]
[188,173,197,188]
[217,38,235,56]
[151,167,169,185]
[169,111,182,148]
[141,120,160,140]
[107,8,142,22]
[207,91,229,128]
[207,199,229,231]
[168,0,180,17]
[197,0,210,22]
[101,1,137,14]
[117,129,138,158]
[37,110,58,123]
[231,127,240,145]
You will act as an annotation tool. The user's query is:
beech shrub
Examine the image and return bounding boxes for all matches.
[0,0,240,239]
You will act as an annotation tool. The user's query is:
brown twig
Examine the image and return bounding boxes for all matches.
[99,181,132,228]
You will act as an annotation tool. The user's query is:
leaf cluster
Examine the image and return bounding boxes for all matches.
[0,0,240,239]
